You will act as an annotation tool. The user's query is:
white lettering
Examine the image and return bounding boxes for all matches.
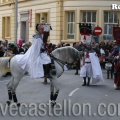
[118,5,120,9]
[112,4,118,10]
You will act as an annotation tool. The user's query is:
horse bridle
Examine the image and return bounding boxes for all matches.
[49,53,77,66]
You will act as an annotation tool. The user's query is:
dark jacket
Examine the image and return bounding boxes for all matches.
[0,51,4,57]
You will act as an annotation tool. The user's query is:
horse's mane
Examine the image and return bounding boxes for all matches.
[52,46,79,60]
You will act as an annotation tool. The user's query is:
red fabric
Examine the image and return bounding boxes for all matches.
[100,55,105,63]
[17,39,24,48]
[86,53,89,58]
[113,27,120,45]
[114,62,120,86]
[81,29,90,40]
[44,43,52,53]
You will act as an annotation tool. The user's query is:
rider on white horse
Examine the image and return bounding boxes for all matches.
[16,24,52,79]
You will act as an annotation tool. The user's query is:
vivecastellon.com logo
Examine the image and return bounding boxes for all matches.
[0,99,120,117]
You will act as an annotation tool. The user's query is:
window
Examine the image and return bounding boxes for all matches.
[42,13,48,23]
[35,13,41,24]
[35,13,48,24]
[67,12,75,39]
[2,16,11,39]
[82,11,96,30]
[104,11,118,40]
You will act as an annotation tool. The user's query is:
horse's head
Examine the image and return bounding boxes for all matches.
[52,46,83,65]
[63,46,82,65]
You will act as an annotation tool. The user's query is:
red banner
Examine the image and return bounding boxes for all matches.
[113,27,120,45]
[29,9,32,27]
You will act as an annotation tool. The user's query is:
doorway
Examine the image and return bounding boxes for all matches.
[21,21,26,42]
[20,10,29,42]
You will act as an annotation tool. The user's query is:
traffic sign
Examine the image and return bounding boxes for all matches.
[94,26,102,36]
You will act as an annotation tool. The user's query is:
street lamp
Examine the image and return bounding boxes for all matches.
[15,0,18,44]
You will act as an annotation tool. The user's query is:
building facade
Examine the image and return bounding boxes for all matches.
[0,0,120,44]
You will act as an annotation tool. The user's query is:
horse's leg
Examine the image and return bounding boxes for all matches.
[50,80,54,102]
[11,77,22,107]
[6,77,14,106]
[43,65,47,84]
[43,75,47,85]
[51,78,59,106]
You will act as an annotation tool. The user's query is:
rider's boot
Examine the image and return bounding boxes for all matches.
[46,63,52,78]
[82,77,86,86]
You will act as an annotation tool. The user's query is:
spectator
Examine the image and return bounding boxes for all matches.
[13,46,19,55]
[4,48,14,57]
[0,41,2,47]
[73,42,76,47]
[105,52,114,79]
[26,42,32,48]
[17,38,24,48]
[18,43,27,54]
[1,40,7,52]
[0,46,4,57]
[9,44,18,55]
[66,44,70,46]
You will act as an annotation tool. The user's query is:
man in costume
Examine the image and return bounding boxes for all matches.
[80,25,104,86]
[39,23,53,83]
[114,51,120,90]
[16,24,51,79]
[80,44,92,86]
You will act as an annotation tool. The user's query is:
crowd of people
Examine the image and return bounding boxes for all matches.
[0,39,71,57]
[0,39,32,57]
[0,38,120,90]
[73,40,120,90]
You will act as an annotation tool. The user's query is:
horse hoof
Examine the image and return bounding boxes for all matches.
[17,103,21,107]
[51,101,56,107]
[6,101,11,106]
[43,82,47,85]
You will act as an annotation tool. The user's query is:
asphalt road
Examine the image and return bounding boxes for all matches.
[0,70,120,120]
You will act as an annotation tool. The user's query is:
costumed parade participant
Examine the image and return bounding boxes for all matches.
[79,23,104,86]
[113,26,120,90]
[39,21,53,84]
[114,51,120,90]
[80,43,104,86]
[16,24,51,79]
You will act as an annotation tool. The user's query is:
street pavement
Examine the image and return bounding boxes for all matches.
[0,69,120,120]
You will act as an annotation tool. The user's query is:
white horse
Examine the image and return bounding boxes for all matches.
[0,46,81,106]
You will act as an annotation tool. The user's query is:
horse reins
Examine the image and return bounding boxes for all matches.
[45,46,79,66]
[49,52,77,67]
[49,53,67,65]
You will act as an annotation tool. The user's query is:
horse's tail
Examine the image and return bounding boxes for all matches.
[0,57,10,77]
